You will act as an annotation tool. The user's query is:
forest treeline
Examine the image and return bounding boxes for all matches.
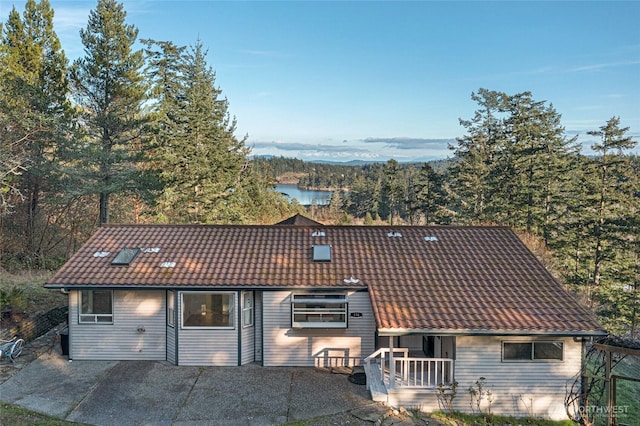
[257,91,639,337]
[0,0,303,269]
[1,1,637,336]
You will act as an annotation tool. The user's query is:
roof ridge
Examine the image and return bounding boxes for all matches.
[99,223,512,230]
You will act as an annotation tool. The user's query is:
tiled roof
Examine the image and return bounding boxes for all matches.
[45,223,605,335]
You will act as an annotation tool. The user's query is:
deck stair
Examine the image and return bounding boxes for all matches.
[363,358,388,402]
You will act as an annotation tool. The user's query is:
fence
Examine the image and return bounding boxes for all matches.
[0,306,67,343]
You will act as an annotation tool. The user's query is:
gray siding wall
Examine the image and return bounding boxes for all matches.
[240,291,255,365]
[166,291,176,364]
[262,290,375,367]
[176,292,238,366]
[68,290,166,361]
[453,336,581,420]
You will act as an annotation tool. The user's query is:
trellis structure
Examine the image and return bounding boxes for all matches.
[567,336,640,426]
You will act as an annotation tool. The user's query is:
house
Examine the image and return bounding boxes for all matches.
[44,217,606,419]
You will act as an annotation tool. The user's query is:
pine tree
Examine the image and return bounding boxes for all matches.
[151,40,249,223]
[450,89,507,224]
[0,0,70,259]
[587,117,635,304]
[382,159,403,225]
[500,92,578,238]
[583,118,637,317]
[412,163,449,225]
[68,0,148,224]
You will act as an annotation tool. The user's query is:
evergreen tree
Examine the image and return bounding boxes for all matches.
[450,89,507,224]
[152,40,249,223]
[68,0,148,224]
[382,159,403,225]
[500,92,578,238]
[0,0,70,259]
[412,163,449,225]
[584,118,636,310]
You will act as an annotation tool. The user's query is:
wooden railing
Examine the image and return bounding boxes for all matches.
[364,347,454,389]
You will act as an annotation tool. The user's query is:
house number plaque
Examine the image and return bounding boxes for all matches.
[350,312,363,317]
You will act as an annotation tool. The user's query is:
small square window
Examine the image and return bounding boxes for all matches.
[79,290,113,324]
[312,245,331,262]
[534,342,563,360]
[503,342,532,360]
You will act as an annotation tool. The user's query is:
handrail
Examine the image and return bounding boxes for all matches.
[365,348,455,389]
[364,347,410,382]
[364,347,409,363]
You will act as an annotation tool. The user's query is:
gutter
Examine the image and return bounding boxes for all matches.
[376,328,608,337]
[44,284,368,291]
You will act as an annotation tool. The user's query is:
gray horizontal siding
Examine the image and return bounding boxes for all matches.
[453,336,581,420]
[69,290,166,361]
[262,290,375,367]
[177,328,238,366]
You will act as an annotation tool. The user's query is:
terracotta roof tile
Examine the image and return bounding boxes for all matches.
[45,224,605,335]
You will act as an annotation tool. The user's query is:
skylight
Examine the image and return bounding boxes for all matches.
[111,248,141,265]
[312,244,331,262]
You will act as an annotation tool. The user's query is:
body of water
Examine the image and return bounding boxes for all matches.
[275,184,332,206]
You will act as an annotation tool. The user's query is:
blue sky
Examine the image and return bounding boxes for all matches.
[3,1,639,162]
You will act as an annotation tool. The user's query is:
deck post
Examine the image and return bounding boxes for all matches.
[388,336,395,389]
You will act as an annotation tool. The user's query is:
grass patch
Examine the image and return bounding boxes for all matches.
[612,355,640,425]
[0,271,63,314]
[431,411,575,426]
[0,402,86,425]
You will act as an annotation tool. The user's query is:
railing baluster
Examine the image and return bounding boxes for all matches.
[364,349,454,390]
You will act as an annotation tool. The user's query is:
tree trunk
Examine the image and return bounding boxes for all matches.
[99,192,109,224]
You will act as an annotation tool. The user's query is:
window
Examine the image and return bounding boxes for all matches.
[167,291,175,327]
[291,294,347,328]
[242,291,254,328]
[111,248,140,265]
[503,341,563,362]
[79,290,113,324]
[181,292,234,329]
[312,245,331,262]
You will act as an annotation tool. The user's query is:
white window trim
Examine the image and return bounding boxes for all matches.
[502,341,564,362]
[167,291,175,328]
[291,293,348,329]
[242,291,254,328]
[78,289,114,324]
[180,291,235,330]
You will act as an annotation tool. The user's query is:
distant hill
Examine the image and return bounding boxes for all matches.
[311,159,379,166]
[251,155,454,189]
